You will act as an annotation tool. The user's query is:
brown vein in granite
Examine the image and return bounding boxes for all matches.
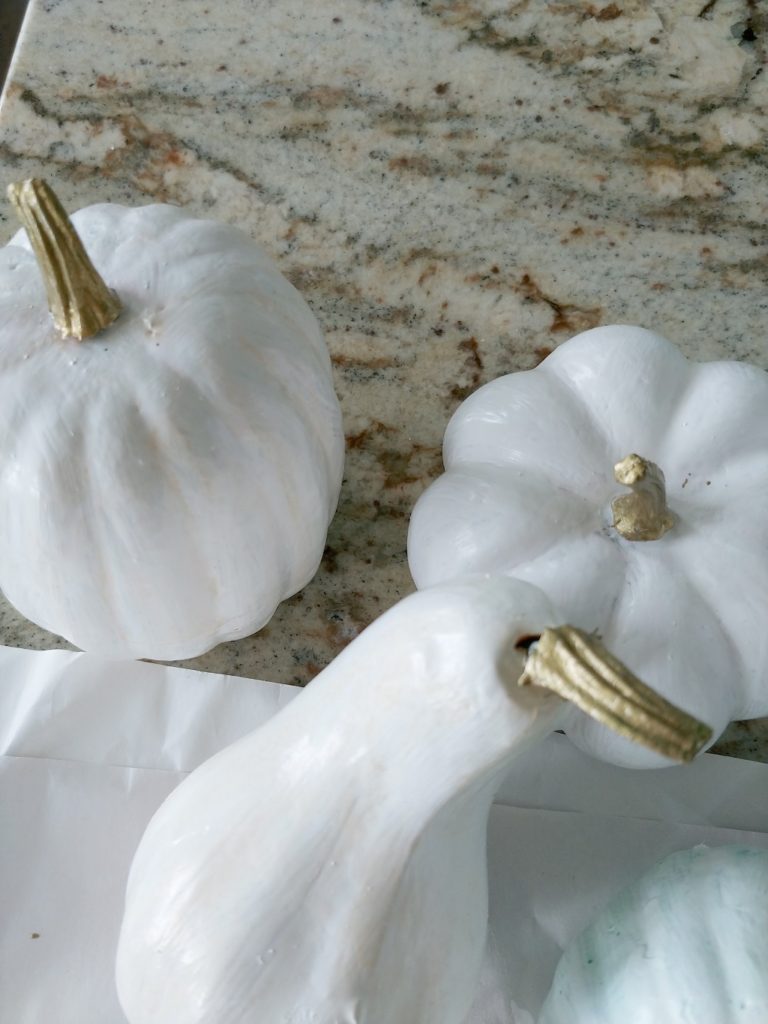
[2,27,763,359]
[17,82,204,119]
[413,0,765,124]
[640,202,767,239]
[4,77,762,224]
[345,421,443,494]
[422,2,640,60]
[438,0,765,83]
[106,113,275,202]
[308,250,607,369]
[1,84,278,206]
[519,274,603,335]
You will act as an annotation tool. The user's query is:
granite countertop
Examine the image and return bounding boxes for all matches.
[0,0,766,759]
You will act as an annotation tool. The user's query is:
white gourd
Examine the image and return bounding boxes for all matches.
[539,844,768,1024]
[115,576,707,1024]
[408,325,768,768]
[0,180,344,660]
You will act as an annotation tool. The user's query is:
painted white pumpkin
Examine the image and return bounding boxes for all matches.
[539,844,768,1024]
[408,325,768,767]
[0,180,344,660]
[115,575,707,1024]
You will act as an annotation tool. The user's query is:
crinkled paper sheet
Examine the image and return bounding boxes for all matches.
[1,648,767,1023]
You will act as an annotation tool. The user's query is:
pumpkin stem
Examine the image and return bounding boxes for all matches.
[519,626,712,763]
[611,453,674,541]
[7,178,122,340]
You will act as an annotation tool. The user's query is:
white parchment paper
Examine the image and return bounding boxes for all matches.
[1,648,767,1023]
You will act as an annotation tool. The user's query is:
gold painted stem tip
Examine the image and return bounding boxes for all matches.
[7,178,122,341]
[519,626,712,763]
[611,453,674,542]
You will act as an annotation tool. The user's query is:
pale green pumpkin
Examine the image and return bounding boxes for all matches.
[540,845,768,1024]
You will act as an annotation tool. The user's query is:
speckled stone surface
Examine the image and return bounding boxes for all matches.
[0,0,766,759]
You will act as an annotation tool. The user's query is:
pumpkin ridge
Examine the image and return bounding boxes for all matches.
[229,338,343,505]
[129,383,230,578]
[127,375,291,646]
[63,412,124,647]
[536,359,614,451]
[474,468,601,571]
[576,550,731,762]
[663,376,768,475]
[90,395,224,654]
[218,338,338,540]
[541,330,694,459]
[664,540,766,720]
[407,463,605,591]
[0,389,113,643]
[149,348,326,596]
[444,370,610,492]
[145,214,329,366]
[457,458,612,505]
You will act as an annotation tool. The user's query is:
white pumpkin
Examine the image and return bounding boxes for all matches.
[408,325,768,767]
[539,844,768,1024]
[0,180,344,660]
[115,575,708,1024]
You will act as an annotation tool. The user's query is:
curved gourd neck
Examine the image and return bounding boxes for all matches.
[289,619,711,815]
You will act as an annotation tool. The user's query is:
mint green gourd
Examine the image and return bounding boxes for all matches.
[540,845,768,1024]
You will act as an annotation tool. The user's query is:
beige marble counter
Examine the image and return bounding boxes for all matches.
[0,0,766,758]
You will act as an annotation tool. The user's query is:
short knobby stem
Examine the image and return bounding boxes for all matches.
[519,626,712,763]
[611,453,674,542]
[7,178,122,341]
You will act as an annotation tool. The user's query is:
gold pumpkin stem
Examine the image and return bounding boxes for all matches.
[611,453,675,542]
[519,626,712,763]
[7,178,122,340]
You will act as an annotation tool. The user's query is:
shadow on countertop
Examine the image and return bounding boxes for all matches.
[1,0,28,88]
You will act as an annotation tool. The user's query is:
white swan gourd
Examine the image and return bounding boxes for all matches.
[115,576,709,1024]
[408,326,768,767]
[0,179,344,660]
[540,844,768,1024]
